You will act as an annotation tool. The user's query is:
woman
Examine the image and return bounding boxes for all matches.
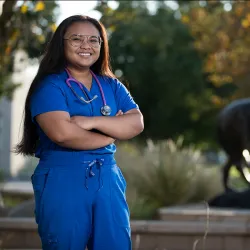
[15,15,144,250]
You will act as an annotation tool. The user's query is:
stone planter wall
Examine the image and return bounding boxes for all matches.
[1,205,250,250]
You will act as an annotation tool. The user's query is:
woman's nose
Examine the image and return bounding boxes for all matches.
[80,38,91,48]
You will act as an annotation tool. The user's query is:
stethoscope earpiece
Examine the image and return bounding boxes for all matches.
[80,95,98,103]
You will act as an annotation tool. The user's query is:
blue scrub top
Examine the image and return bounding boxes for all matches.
[30,69,139,158]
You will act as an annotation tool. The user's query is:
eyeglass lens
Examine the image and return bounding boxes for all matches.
[70,35,101,48]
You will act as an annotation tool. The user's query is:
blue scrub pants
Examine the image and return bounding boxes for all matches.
[31,151,131,250]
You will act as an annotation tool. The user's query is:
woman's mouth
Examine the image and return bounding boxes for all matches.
[78,53,91,57]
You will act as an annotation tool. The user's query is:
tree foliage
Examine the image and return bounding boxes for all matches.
[181,0,250,101]
[97,1,218,148]
[0,0,58,99]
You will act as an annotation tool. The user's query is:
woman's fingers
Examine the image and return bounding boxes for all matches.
[116,110,123,116]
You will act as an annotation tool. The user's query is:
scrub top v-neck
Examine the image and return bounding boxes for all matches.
[30,69,139,158]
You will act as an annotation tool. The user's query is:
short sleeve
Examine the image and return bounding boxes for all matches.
[111,78,139,113]
[30,80,69,122]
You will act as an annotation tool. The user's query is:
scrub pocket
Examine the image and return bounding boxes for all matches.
[110,165,130,228]
[31,167,52,224]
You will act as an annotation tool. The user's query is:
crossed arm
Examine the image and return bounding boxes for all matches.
[35,109,144,150]
[71,109,144,140]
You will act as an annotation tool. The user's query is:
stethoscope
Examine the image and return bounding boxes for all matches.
[65,68,112,116]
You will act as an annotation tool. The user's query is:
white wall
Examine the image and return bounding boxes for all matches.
[0,97,11,176]
[0,1,3,13]
[10,51,38,176]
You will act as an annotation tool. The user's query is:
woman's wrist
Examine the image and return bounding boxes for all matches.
[92,116,102,130]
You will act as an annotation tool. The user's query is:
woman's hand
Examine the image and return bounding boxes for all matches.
[115,110,123,116]
[91,109,144,140]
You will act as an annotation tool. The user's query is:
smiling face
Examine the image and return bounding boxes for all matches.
[64,21,101,70]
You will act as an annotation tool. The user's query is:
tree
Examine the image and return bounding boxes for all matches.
[0,0,58,99]
[96,1,218,148]
[181,1,250,102]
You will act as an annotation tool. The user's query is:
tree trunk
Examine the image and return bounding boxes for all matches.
[0,0,18,43]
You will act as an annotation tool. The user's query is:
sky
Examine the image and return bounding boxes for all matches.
[0,1,100,21]
[56,1,119,24]
[56,1,180,25]
[0,1,181,24]
[56,1,99,24]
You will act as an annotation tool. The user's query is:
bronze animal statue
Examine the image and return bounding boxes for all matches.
[217,98,250,191]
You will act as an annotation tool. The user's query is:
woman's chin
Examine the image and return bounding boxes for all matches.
[73,63,93,70]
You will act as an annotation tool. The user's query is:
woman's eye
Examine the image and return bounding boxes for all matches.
[90,39,98,43]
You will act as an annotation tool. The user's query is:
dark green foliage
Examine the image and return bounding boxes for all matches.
[0,0,58,99]
[97,1,218,148]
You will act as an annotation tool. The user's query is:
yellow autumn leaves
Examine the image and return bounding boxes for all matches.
[50,24,57,33]
[21,1,45,14]
[20,5,28,14]
[19,1,57,33]
[4,1,57,57]
[181,15,189,24]
[241,14,250,28]
[180,2,250,96]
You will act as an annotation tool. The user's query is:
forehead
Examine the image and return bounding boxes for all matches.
[65,22,100,37]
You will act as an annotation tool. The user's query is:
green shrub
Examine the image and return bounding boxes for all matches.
[0,169,4,207]
[0,168,5,183]
[116,139,223,219]
[228,166,249,190]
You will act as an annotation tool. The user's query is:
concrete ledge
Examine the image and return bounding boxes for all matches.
[0,182,33,196]
[1,209,250,250]
[1,186,250,249]
[131,220,250,235]
[1,218,249,235]
[0,218,37,230]
[158,206,250,223]
[0,182,33,206]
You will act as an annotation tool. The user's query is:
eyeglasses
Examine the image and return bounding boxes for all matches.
[64,35,102,48]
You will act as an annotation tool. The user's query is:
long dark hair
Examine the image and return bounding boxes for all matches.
[15,15,115,156]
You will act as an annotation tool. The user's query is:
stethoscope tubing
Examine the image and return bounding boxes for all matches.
[65,68,111,116]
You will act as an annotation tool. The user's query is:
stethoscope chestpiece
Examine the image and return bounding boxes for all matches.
[101,105,112,116]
